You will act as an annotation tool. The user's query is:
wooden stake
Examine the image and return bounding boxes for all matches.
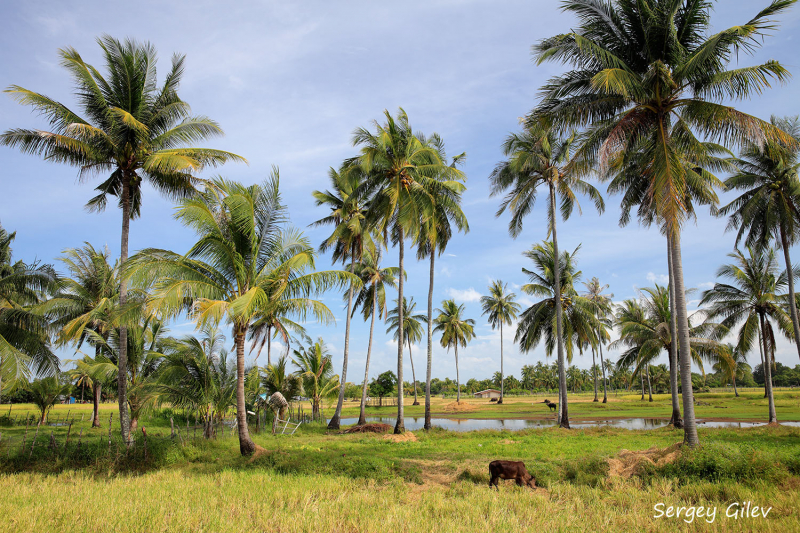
[29,422,41,458]
[170,417,175,439]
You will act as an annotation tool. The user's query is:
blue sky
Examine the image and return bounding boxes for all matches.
[1,0,799,384]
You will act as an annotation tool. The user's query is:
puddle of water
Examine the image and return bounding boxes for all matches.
[339,417,800,432]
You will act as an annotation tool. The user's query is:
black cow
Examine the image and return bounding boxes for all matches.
[489,460,536,489]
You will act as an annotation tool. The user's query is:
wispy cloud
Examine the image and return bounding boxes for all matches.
[646,272,669,285]
[447,287,482,302]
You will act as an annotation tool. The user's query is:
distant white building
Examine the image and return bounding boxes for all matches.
[473,389,502,399]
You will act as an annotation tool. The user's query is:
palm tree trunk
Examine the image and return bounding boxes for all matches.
[117,177,132,447]
[670,229,698,447]
[667,233,683,428]
[267,326,271,368]
[358,285,378,426]
[780,226,800,362]
[599,343,608,403]
[733,374,739,398]
[646,363,653,402]
[455,344,460,403]
[329,253,356,430]
[92,383,101,428]
[235,328,256,455]
[759,313,778,423]
[408,340,419,405]
[550,182,569,429]
[425,252,434,430]
[640,369,645,400]
[499,322,504,404]
[394,231,405,434]
[592,346,598,402]
[758,326,767,398]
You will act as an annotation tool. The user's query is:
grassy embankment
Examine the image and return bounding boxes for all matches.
[0,392,798,532]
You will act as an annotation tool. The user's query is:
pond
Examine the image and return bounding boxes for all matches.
[339,416,800,432]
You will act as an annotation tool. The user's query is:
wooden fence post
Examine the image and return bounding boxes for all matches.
[77,428,83,453]
[29,422,41,459]
[170,417,175,439]
[108,413,113,454]
[142,427,147,461]
[65,420,74,447]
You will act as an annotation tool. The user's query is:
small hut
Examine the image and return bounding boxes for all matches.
[473,389,502,399]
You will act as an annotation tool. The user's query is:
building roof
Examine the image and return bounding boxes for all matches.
[473,389,502,395]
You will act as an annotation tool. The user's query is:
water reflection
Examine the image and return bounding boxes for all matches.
[339,417,800,432]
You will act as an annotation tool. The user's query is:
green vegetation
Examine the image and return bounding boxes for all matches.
[1,401,799,532]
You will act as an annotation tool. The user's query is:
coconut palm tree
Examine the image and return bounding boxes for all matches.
[125,175,350,455]
[155,325,236,438]
[387,297,426,405]
[582,278,613,403]
[292,338,339,422]
[712,344,751,397]
[433,300,475,403]
[351,108,453,433]
[1,36,246,445]
[415,135,468,428]
[700,247,795,423]
[533,0,795,446]
[40,243,118,427]
[480,280,520,404]
[87,317,167,434]
[0,224,60,393]
[29,376,71,425]
[718,116,800,362]
[312,165,373,430]
[490,120,604,428]
[516,242,601,423]
[612,286,721,403]
[351,247,398,425]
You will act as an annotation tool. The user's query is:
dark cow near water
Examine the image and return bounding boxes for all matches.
[489,460,536,490]
[542,399,557,412]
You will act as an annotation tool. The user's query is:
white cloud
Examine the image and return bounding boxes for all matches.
[440,265,452,277]
[447,287,482,302]
[646,272,669,285]
[446,253,457,257]
[697,281,715,290]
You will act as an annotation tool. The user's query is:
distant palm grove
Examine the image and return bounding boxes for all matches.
[4,0,800,458]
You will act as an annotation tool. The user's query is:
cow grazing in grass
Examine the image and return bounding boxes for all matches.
[542,399,557,412]
[489,460,536,490]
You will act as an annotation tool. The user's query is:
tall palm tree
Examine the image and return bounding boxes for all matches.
[352,108,452,433]
[1,36,246,445]
[351,247,398,425]
[0,224,60,393]
[292,338,339,421]
[433,300,475,403]
[700,247,795,423]
[40,243,118,427]
[415,135,468,428]
[312,165,372,430]
[718,116,800,362]
[490,120,604,428]
[515,241,600,424]
[533,0,795,447]
[125,175,350,455]
[480,280,520,404]
[386,297,426,405]
[582,277,613,403]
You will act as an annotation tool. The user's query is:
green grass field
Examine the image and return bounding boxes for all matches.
[1,391,799,532]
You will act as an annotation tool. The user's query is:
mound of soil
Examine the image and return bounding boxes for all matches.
[383,431,418,442]
[344,423,393,434]
[440,401,477,413]
[607,442,682,479]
